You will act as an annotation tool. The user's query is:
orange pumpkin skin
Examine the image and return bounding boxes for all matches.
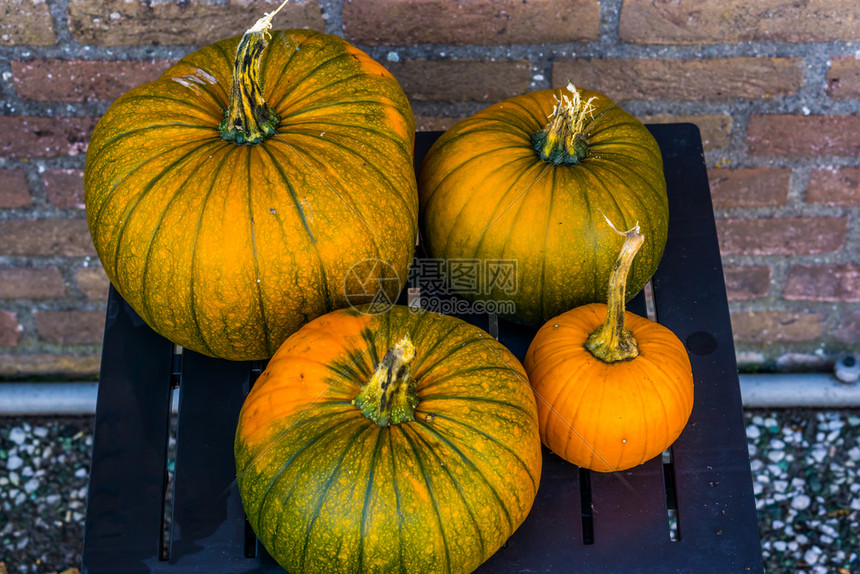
[235,305,542,574]
[524,303,694,473]
[85,30,417,361]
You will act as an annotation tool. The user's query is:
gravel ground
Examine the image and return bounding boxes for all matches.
[1,409,859,574]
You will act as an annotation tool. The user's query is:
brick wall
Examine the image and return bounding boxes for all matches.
[1,0,858,378]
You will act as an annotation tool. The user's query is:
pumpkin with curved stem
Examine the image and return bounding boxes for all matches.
[524,221,694,473]
[84,12,417,361]
[418,83,667,326]
[234,305,542,574]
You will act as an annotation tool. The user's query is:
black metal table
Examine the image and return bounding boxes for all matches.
[82,125,764,573]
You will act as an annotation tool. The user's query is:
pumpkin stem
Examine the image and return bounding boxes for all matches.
[585,217,644,363]
[218,1,290,144]
[531,82,597,165]
[352,335,419,427]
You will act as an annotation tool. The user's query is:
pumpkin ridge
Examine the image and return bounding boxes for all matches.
[420,140,531,210]
[185,144,243,357]
[88,134,201,249]
[138,142,234,327]
[442,154,545,263]
[357,425,385,571]
[280,114,415,166]
[264,136,388,262]
[384,429,407,574]
[268,50,365,114]
[85,124,213,182]
[412,333,506,382]
[298,423,376,573]
[533,353,593,450]
[492,95,552,135]
[107,138,222,318]
[586,159,667,279]
[257,143,316,241]
[537,166,557,321]
[272,128,417,224]
[635,349,694,419]
[416,364,529,394]
[244,148,274,356]
[462,156,546,298]
[262,31,321,99]
[405,319,464,377]
[554,360,604,467]
[405,422,489,560]
[117,92,222,120]
[426,412,540,494]
[256,416,365,565]
[397,425,454,574]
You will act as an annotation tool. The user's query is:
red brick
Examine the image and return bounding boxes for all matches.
[0,169,31,208]
[12,59,170,103]
[553,57,802,100]
[827,56,860,99]
[0,311,20,347]
[387,60,532,102]
[723,266,771,301]
[0,219,96,257]
[0,116,97,159]
[807,167,860,205]
[708,168,790,207]
[784,264,860,302]
[0,267,66,299]
[0,0,57,46]
[0,353,101,378]
[730,310,824,344]
[640,114,732,150]
[835,311,860,345]
[35,310,105,345]
[344,0,600,46]
[747,115,860,156]
[619,0,860,44]
[43,169,85,209]
[76,267,110,300]
[67,0,324,46]
[715,217,848,256]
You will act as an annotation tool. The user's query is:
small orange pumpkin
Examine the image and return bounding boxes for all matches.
[524,220,694,472]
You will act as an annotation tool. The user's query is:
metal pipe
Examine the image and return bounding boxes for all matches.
[0,375,857,416]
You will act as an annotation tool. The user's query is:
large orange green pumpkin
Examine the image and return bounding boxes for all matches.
[234,305,542,574]
[418,84,667,326]
[524,222,693,473]
[84,23,417,361]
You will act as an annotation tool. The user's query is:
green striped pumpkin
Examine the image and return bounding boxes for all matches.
[84,29,417,361]
[418,85,668,326]
[234,305,542,574]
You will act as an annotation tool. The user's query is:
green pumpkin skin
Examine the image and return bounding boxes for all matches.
[85,30,417,361]
[417,87,668,326]
[234,305,542,574]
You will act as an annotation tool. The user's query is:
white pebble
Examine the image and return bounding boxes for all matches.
[803,547,821,565]
[768,450,785,463]
[850,497,860,511]
[746,425,761,439]
[32,427,48,439]
[23,479,39,494]
[791,494,811,510]
[811,448,827,463]
[9,428,26,445]
[773,540,787,552]
[6,456,23,471]
[848,446,860,462]
[75,468,87,478]
[773,480,788,493]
